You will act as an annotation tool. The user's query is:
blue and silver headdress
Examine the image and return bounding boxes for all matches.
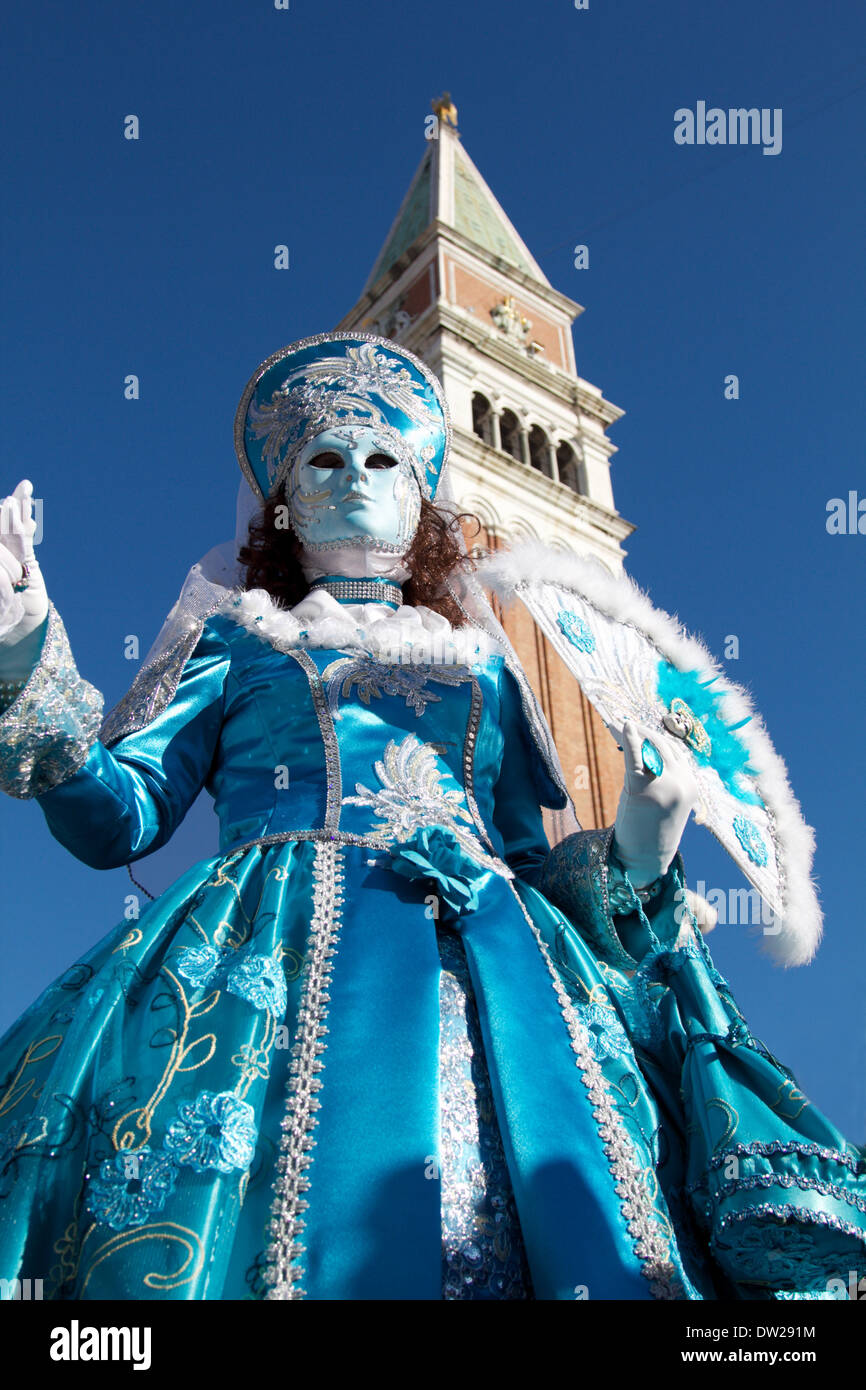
[233,333,452,502]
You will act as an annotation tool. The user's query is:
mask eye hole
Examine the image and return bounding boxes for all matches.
[306,451,344,470]
[365,453,398,469]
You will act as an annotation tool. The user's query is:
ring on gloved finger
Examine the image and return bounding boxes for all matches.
[11,563,30,593]
[640,738,664,777]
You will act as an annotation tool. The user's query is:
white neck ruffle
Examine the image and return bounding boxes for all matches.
[220,586,495,666]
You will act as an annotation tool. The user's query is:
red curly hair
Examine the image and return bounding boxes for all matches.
[239,492,481,627]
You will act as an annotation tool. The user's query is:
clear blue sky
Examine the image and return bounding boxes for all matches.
[1,0,864,1139]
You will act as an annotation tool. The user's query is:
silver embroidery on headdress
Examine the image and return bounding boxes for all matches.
[246,342,443,499]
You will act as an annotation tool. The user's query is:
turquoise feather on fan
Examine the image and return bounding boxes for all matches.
[655,660,762,806]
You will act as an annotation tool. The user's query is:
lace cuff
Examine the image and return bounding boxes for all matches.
[0,603,104,799]
[539,826,682,971]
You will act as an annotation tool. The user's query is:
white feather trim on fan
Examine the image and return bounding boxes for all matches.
[476,542,821,968]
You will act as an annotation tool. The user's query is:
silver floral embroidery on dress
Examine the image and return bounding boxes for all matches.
[343,734,511,876]
[574,996,634,1063]
[322,655,471,718]
[437,927,533,1299]
[0,603,104,798]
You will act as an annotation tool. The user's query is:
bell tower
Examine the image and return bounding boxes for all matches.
[336,95,631,831]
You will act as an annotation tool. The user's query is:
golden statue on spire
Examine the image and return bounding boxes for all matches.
[431,91,459,132]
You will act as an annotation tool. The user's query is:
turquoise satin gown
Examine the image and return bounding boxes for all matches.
[0,593,864,1301]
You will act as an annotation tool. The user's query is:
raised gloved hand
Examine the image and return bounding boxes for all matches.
[612,718,699,889]
[0,480,49,680]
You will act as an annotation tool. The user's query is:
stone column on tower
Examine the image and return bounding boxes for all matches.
[336,95,634,835]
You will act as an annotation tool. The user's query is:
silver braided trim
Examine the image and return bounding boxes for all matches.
[506,879,684,1300]
[287,650,342,832]
[444,577,571,811]
[310,578,403,608]
[461,675,499,857]
[228,829,392,856]
[264,842,345,1300]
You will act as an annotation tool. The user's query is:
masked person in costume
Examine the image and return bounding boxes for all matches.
[0,334,863,1302]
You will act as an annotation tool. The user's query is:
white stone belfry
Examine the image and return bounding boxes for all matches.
[336,97,632,828]
[336,97,633,570]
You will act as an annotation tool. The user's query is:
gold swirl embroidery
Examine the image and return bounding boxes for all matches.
[210,856,255,916]
[232,1012,277,1099]
[280,946,304,981]
[0,1115,49,1167]
[111,928,143,954]
[598,961,631,992]
[47,1186,87,1296]
[607,1074,642,1109]
[80,1221,204,1294]
[0,1035,63,1121]
[50,1220,81,1293]
[106,848,296,1153]
[112,970,218,1151]
[705,1098,739,1148]
[770,1079,809,1121]
[212,918,249,951]
[639,1166,675,1242]
[584,982,617,1011]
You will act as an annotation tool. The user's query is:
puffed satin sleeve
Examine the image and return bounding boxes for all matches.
[7,614,230,870]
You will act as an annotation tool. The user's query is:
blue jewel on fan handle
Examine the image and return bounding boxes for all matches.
[640,739,665,778]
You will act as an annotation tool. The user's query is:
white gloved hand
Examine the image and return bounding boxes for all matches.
[0,480,49,678]
[612,718,699,889]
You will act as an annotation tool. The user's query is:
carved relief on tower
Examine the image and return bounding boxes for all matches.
[490,295,532,346]
[370,303,413,342]
[369,272,433,343]
[447,262,567,368]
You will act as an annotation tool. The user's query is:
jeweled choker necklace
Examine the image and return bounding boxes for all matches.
[309,576,404,608]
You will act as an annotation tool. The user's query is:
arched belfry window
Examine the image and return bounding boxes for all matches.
[557,442,581,494]
[528,425,553,478]
[471,392,493,446]
[499,409,522,463]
